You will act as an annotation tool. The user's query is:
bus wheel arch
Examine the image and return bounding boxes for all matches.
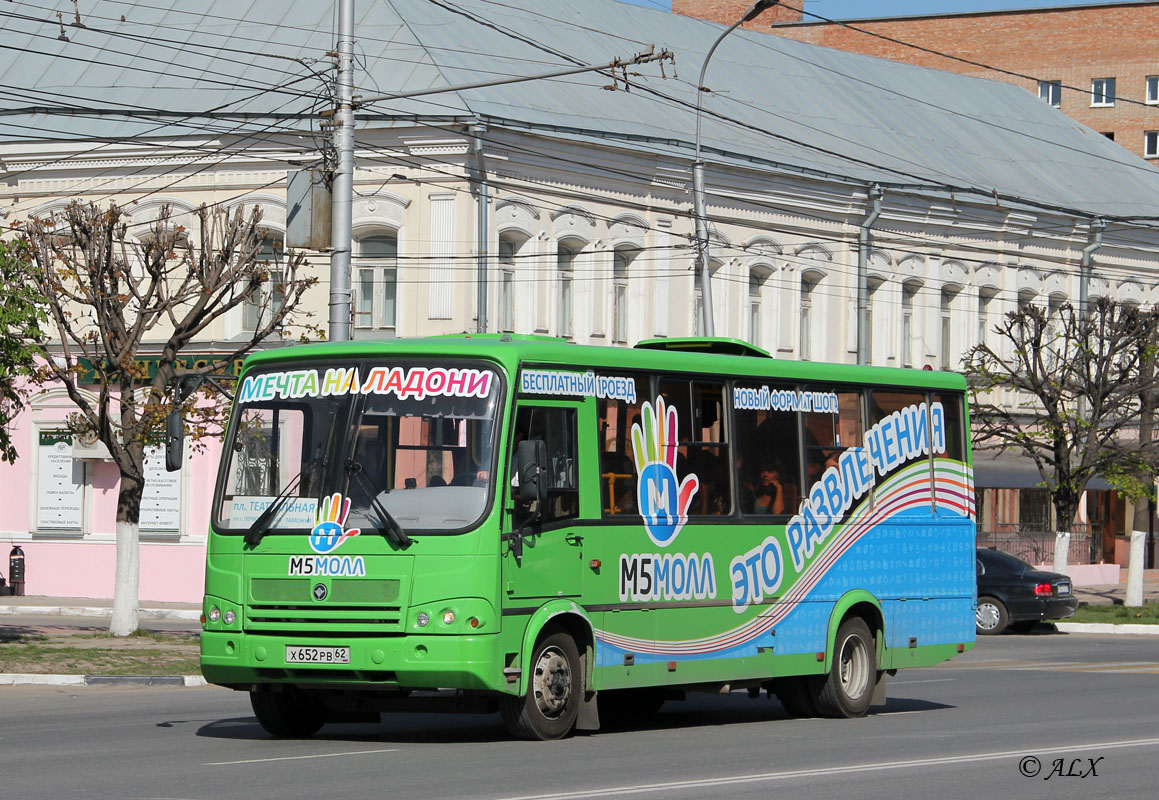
[503,608,593,740]
[815,593,884,718]
[823,593,884,674]
[516,603,595,694]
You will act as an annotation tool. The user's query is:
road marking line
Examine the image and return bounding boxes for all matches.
[205,748,398,766]
[495,738,1159,800]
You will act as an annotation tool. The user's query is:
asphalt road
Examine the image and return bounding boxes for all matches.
[2,632,1157,800]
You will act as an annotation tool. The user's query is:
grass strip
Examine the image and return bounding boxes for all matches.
[0,630,201,675]
[1069,601,1159,625]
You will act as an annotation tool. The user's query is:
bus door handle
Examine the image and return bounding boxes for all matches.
[565,533,583,547]
[502,529,524,559]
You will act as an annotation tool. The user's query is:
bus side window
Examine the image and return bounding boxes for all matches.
[658,378,731,516]
[931,392,965,461]
[599,397,640,516]
[803,390,863,495]
[512,406,578,525]
[735,382,801,517]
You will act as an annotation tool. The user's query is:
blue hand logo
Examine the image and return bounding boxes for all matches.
[308,493,361,554]
[632,397,699,547]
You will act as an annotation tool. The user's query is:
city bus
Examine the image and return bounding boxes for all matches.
[195,334,976,740]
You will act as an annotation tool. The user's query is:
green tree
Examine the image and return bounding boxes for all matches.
[964,298,1159,557]
[21,201,319,634]
[0,238,46,463]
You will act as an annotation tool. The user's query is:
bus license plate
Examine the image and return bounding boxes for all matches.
[285,646,350,664]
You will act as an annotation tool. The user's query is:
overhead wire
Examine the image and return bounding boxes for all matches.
[4,0,1156,317]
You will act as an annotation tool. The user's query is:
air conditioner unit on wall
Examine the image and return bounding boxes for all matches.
[72,432,112,461]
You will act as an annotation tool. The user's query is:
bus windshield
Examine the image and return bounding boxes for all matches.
[214,361,501,536]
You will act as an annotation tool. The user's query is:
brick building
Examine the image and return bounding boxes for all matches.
[677,1,1159,162]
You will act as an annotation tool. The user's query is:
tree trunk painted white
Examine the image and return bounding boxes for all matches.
[1052,531,1071,576]
[109,520,140,636]
[1125,530,1146,608]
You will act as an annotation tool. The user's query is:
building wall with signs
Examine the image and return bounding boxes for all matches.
[5,122,1159,596]
[0,381,219,601]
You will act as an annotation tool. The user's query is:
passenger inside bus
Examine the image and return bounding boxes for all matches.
[751,459,786,515]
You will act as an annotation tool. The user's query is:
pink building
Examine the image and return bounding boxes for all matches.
[1,379,219,603]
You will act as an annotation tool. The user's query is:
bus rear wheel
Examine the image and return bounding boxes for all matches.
[812,617,876,718]
[250,686,330,738]
[500,628,582,740]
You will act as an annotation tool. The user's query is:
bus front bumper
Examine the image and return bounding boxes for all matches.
[200,630,504,691]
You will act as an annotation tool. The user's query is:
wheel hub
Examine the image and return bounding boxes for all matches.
[977,603,1000,631]
[837,634,869,697]
[532,646,571,719]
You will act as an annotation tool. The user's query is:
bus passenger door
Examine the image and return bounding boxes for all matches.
[502,403,584,600]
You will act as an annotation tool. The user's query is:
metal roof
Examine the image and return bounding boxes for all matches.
[2,0,1157,219]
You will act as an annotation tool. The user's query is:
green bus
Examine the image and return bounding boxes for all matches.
[198,335,976,740]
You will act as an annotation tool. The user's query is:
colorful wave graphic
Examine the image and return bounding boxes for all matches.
[594,459,974,657]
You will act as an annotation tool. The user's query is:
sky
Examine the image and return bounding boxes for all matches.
[620,0,1122,20]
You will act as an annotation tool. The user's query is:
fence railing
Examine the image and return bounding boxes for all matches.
[976,525,1098,565]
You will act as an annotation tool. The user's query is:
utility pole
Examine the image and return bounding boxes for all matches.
[692,0,778,338]
[1129,325,1158,603]
[328,0,355,342]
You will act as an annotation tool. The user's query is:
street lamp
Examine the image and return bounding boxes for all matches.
[693,0,778,337]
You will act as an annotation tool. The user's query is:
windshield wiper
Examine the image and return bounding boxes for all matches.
[347,460,413,549]
[245,469,305,548]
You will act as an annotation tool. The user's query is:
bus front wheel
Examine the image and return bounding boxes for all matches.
[500,627,582,740]
[812,617,875,718]
[250,686,330,737]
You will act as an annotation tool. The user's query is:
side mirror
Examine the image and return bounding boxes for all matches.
[165,409,184,472]
[515,439,548,506]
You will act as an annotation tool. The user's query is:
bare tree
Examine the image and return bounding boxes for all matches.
[964,298,1159,558]
[20,201,320,634]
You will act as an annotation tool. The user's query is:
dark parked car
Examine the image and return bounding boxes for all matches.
[976,547,1078,635]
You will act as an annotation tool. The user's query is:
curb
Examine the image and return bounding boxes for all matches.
[1056,622,1159,635]
[0,673,207,687]
[0,605,201,621]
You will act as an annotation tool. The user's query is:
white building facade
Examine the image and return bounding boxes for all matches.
[2,0,1157,598]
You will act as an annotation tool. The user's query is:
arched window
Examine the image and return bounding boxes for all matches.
[901,281,920,368]
[497,234,527,334]
[978,286,998,348]
[612,246,638,344]
[353,233,398,333]
[557,239,580,338]
[748,268,769,347]
[800,273,821,360]
[242,234,285,331]
[866,276,886,365]
[941,285,960,369]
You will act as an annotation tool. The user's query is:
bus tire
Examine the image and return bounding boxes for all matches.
[812,617,875,718]
[976,596,1009,635]
[250,687,329,737]
[500,627,581,740]
[771,676,818,718]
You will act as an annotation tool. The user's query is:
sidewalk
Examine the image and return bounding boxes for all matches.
[0,594,201,622]
[0,595,204,687]
[1070,568,1159,606]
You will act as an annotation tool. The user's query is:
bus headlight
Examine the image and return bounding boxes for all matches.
[208,606,221,622]
[223,610,236,625]
[416,612,430,627]
[442,610,456,626]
